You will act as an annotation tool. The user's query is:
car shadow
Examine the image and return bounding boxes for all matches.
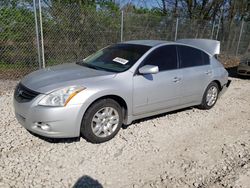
[226,66,249,79]
[73,175,103,188]
[122,107,193,129]
[27,130,80,143]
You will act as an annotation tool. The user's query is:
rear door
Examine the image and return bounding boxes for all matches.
[133,45,182,115]
[177,45,212,105]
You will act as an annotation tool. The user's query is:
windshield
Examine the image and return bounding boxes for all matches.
[77,44,150,72]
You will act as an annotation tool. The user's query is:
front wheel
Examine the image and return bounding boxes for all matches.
[81,99,123,143]
[198,82,219,110]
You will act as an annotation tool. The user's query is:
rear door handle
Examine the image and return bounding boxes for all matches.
[173,77,181,82]
[205,70,212,75]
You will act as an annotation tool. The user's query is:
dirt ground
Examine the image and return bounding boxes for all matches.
[0,77,249,188]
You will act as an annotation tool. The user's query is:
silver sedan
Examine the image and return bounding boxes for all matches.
[14,39,231,143]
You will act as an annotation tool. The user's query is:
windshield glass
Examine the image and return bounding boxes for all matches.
[77,44,150,72]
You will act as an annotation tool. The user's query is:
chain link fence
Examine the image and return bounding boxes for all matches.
[0,1,249,79]
[41,3,121,67]
[0,2,39,79]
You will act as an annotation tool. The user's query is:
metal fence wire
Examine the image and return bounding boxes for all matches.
[41,3,121,67]
[0,1,249,79]
[0,2,39,79]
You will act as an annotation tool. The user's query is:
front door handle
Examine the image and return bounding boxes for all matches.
[173,77,181,82]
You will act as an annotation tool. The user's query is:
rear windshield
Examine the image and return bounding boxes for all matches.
[77,44,150,72]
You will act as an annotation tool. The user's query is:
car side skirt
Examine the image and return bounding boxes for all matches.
[125,102,200,125]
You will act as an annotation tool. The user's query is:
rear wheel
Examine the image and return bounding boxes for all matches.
[81,99,122,143]
[199,82,219,110]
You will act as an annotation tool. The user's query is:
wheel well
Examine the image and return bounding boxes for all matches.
[88,95,128,123]
[213,80,222,91]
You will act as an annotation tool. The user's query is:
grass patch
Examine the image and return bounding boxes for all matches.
[0,62,38,79]
[0,62,38,70]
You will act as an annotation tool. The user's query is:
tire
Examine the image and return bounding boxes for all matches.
[198,82,219,110]
[81,98,123,143]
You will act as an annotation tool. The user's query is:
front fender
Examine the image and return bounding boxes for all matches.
[66,71,133,135]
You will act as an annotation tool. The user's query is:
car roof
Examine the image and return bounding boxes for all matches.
[122,39,220,56]
[122,40,170,47]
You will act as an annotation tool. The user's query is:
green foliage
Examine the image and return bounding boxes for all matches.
[0,0,249,73]
[0,61,32,69]
[40,2,121,64]
[0,7,34,40]
[0,6,37,64]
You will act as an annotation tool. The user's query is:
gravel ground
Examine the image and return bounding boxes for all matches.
[0,77,250,188]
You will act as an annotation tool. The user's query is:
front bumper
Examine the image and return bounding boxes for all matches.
[237,65,250,76]
[219,79,231,97]
[237,69,250,76]
[14,96,84,138]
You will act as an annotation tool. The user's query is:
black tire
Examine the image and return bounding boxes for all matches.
[198,82,219,110]
[81,98,123,143]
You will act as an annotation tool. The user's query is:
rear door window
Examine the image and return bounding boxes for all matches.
[178,45,209,68]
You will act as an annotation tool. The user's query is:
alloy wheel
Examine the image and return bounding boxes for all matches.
[91,107,119,138]
[206,86,218,106]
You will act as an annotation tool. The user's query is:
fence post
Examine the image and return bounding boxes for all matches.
[236,21,244,56]
[38,0,45,68]
[174,17,178,41]
[216,11,222,40]
[120,10,124,42]
[211,21,215,39]
[33,0,41,69]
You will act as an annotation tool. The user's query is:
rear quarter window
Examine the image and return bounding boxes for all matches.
[178,45,210,68]
[202,51,210,65]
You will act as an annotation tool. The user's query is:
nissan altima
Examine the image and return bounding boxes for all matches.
[14,39,231,143]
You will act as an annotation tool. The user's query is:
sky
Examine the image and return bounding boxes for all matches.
[116,0,161,9]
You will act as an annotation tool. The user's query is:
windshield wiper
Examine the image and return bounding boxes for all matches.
[76,62,99,70]
[76,61,120,73]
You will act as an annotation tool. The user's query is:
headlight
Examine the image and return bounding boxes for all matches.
[38,86,85,107]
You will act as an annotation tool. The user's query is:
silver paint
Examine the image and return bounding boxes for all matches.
[14,39,230,138]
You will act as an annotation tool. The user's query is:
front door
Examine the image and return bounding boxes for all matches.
[133,45,182,115]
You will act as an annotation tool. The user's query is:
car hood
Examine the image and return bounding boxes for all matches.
[21,63,116,93]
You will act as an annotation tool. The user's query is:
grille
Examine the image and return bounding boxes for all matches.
[14,83,40,103]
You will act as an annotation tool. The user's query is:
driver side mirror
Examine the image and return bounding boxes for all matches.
[139,65,159,75]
